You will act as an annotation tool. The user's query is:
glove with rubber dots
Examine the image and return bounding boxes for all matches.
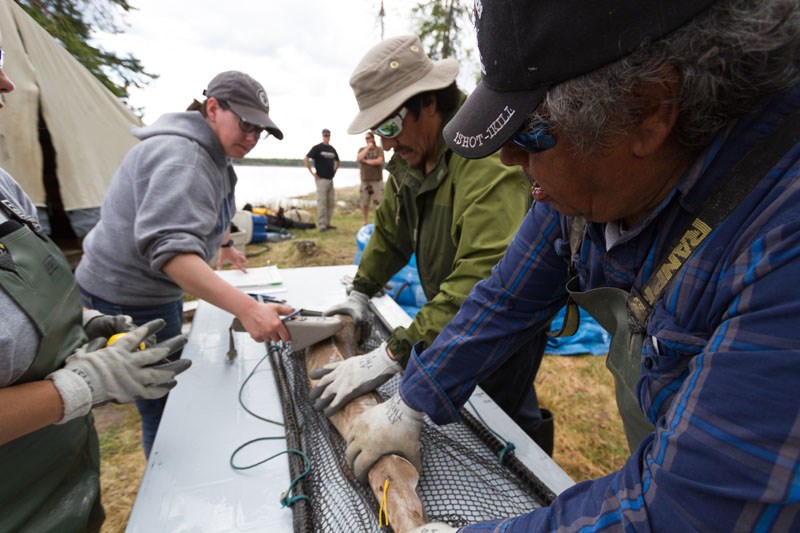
[308,341,402,416]
[47,319,190,424]
[345,393,423,483]
[82,309,135,340]
[323,290,370,323]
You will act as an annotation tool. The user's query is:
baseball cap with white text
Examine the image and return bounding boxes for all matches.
[444,0,718,159]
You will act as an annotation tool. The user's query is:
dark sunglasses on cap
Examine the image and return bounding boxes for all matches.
[217,100,270,139]
[372,107,408,139]
[512,115,557,154]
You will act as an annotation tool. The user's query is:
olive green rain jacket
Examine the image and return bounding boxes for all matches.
[352,96,531,365]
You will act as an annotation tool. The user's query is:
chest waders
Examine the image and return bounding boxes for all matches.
[550,216,654,450]
[0,200,101,532]
[563,277,654,450]
[551,108,800,451]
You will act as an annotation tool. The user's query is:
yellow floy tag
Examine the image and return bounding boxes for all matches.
[378,479,390,527]
[107,332,146,351]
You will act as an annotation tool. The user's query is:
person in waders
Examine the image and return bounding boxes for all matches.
[0,47,191,532]
[344,0,800,531]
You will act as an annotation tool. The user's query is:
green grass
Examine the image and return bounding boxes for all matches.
[241,194,366,269]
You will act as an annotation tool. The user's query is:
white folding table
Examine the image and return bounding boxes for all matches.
[127,265,573,532]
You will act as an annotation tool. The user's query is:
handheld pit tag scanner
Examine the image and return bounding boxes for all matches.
[283,311,343,351]
[227,309,343,361]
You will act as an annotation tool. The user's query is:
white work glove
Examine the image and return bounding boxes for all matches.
[323,290,370,323]
[345,393,423,483]
[308,342,402,416]
[47,319,190,424]
[82,309,135,340]
[408,523,459,533]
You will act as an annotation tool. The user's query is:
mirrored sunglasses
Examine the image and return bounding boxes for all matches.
[512,116,557,154]
[372,107,408,139]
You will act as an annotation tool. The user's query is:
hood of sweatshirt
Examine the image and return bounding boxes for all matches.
[132,111,228,168]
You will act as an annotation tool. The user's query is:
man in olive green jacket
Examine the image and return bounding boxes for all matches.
[310,36,551,449]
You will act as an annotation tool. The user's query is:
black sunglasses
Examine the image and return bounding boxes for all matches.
[217,100,270,139]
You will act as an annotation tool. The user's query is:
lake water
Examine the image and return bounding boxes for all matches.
[233,165,366,210]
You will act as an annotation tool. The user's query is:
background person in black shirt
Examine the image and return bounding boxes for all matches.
[304,128,340,231]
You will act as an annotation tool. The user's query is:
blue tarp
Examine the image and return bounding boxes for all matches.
[355,225,426,318]
[354,224,610,355]
[545,306,610,355]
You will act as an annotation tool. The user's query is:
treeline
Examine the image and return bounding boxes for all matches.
[234,158,358,168]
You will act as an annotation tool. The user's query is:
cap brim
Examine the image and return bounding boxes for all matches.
[348,58,459,135]
[229,102,284,140]
[443,81,546,159]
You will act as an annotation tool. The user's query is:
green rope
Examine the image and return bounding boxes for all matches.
[245,244,270,257]
[229,441,312,508]
[497,442,517,465]
[230,342,312,509]
[466,399,517,466]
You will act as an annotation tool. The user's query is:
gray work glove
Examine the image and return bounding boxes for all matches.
[47,319,190,424]
[308,342,402,416]
[345,393,423,483]
[323,290,369,323]
[82,309,135,340]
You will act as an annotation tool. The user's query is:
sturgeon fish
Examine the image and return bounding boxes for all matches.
[305,316,427,532]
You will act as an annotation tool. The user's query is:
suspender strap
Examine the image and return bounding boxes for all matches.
[628,107,800,332]
[0,198,46,238]
[547,216,586,338]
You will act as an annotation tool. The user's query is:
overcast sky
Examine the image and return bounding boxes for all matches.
[95,0,477,161]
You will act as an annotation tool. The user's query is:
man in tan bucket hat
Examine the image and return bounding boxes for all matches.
[311,35,554,454]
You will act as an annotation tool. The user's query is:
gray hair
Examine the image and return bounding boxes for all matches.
[540,0,800,153]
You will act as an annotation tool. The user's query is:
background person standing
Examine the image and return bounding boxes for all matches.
[304,128,340,231]
[356,131,385,225]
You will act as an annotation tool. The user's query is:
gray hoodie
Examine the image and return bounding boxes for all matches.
[76,111,236,305]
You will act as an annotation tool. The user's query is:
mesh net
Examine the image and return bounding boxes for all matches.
[271,312,552,532]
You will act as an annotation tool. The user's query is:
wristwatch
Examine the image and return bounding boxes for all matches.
[221,239,234,248]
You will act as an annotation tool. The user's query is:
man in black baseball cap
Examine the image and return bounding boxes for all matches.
[443,0,716,159]
[344,0,800,530]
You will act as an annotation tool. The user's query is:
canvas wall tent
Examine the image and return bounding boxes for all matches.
[0,0,141,243]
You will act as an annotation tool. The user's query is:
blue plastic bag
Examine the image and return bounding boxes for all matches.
[355,224,425,318]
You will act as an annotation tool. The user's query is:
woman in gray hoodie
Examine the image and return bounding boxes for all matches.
[75,71,292,457]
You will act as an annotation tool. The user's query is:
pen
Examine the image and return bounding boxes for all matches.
[281,309,302,322]
[247,293,288,304]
